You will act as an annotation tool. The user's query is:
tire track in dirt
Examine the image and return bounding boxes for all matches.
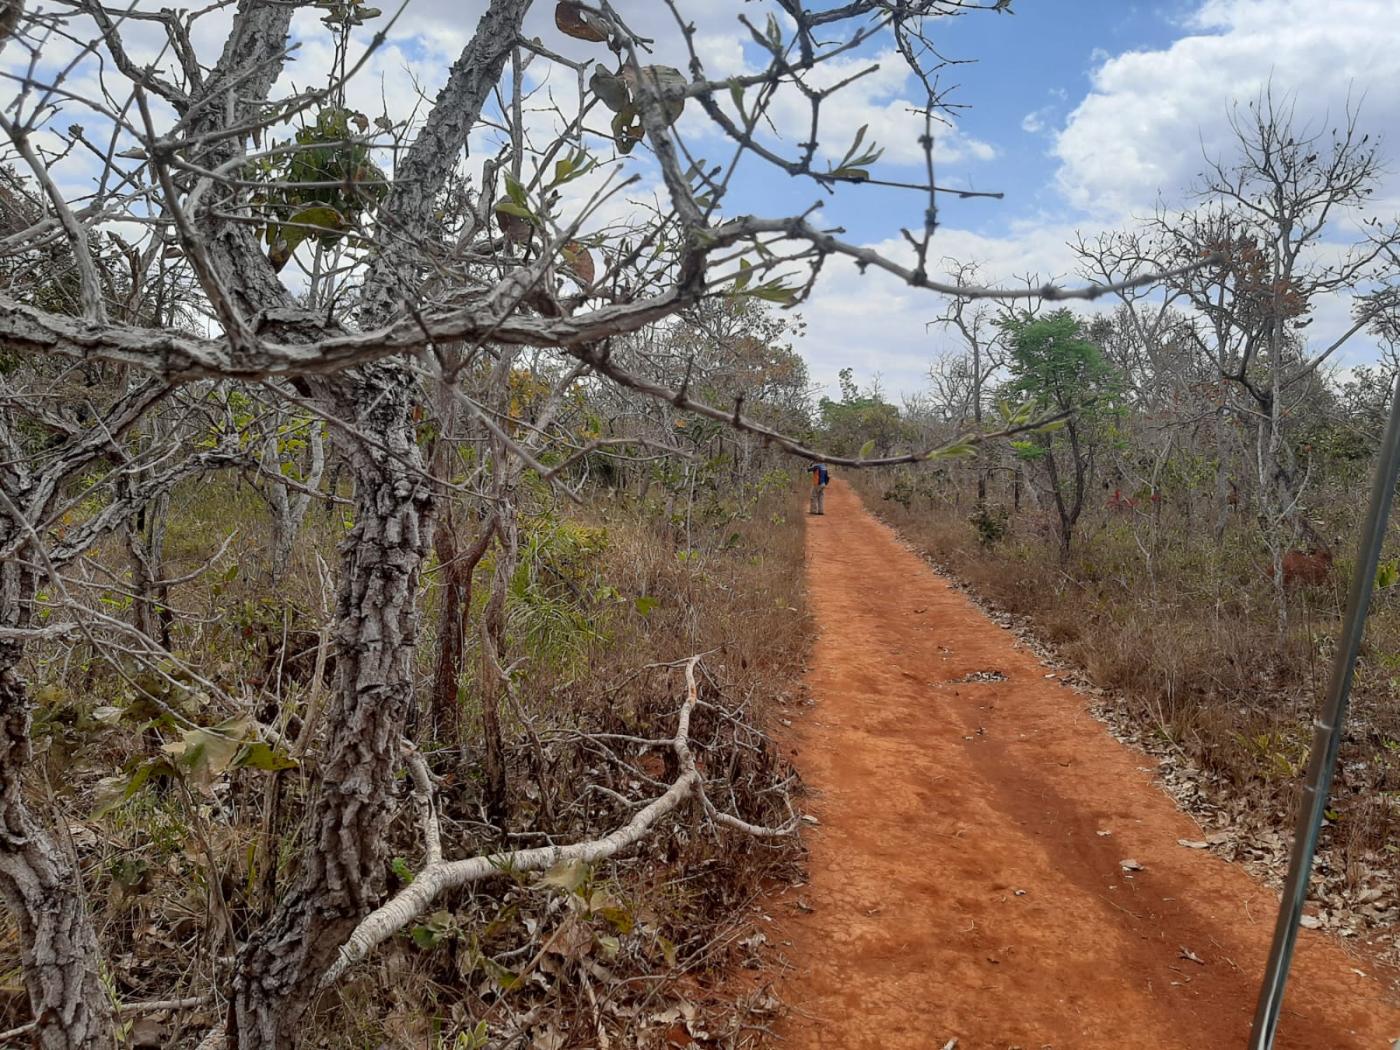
[772,479,1400,1049]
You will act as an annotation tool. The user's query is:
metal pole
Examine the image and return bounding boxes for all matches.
[1248,374,1400,1050]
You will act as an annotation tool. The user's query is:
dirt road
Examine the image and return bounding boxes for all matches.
[773,480,1400,1049]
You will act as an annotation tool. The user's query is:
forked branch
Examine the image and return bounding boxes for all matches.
[320,656,791,986]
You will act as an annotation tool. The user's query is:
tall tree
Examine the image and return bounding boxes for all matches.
[1002,309,1121,558]
[1091,91,1400,612]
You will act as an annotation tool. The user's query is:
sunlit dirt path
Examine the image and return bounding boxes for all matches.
[771,479,1400,1049]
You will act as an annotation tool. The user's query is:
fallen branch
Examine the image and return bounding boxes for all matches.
[321,656,790,986]
[0,995,209,1044]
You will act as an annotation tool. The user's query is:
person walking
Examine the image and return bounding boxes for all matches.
[808,460,829,515]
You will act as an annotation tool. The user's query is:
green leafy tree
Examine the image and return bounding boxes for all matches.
[1002,310,1121,558]
[818,369,911,457]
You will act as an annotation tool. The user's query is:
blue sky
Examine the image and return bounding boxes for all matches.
[815,3,1186,234]
[695,3,1202,243]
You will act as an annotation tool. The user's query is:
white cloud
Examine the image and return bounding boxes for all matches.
[1054,0,1400,217]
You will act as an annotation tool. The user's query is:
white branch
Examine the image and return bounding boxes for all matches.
[321,656,791,986]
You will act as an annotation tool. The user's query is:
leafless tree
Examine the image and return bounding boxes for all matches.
[1086,90,1399,614]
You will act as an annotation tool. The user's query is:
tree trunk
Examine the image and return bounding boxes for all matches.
[429,510,494,744]
[1040,438,1077,561]
[127,490,173,650]
[0,517,115,1050]
[1,655,115,1050]
[477,501,516,832]
[265,420,325,584]
[229,363,432,1047]
[1212,402,1232,544]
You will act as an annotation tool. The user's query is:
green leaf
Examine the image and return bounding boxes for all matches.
[747,279,797,305]
[848,124,868,161]
[634,595,658,616]
[611,107,644,153]
[503,173,527,207]
[494,200,535,221]
[538,858,590,892]
[235,741,298,773]
[728,77,745,117]
[409,909,456,950]
[590,65,630,112]
[1010,439,1046,462]
[734,258,753,290]
[287,205,344,235]
[829,166,870,182]
[390,856,415,884]
[928,441,976,460]
[858,439,875,460]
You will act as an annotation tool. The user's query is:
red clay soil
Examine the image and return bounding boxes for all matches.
[772,479,1400,1050]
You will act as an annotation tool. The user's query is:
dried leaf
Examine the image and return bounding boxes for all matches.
[555,1,607,41]
[494,203,532,244]
[623,64,686,126]
[539,858,590,891]
[561,240,596,285]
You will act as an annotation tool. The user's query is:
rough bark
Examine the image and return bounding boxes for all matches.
[0,649,115,1050]
[0,398,130,1050]
[0,497,115,1050]
[213,3,528,1041]
[228,364,432,1047]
